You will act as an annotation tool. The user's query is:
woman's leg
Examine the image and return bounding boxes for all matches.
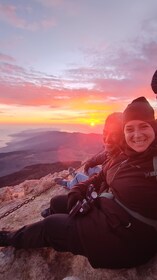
[7,214,84,256]
[87,166,102,176]
[50,195,68,214]
[41,194,69,218]
[67,173,89,189]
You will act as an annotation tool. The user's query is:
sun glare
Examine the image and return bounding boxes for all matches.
[90,121,95,127]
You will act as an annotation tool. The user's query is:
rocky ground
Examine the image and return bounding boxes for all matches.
[0,169,157,280]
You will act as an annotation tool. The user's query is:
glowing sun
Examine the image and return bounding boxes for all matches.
[90,121,95,127]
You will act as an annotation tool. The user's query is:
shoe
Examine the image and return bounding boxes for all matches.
[55,178,68,187]
[54,177,63,183]
[41,208,51,218]
[59,180,68,187]
[0,231,10,247]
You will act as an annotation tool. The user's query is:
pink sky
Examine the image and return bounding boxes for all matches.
[0,0,157,133]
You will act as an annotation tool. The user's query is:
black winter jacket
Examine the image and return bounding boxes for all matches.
[84,150,107,169]
[68,145,157,268]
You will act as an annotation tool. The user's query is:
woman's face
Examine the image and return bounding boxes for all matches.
[124,120,155,152]
[103,123,122,154]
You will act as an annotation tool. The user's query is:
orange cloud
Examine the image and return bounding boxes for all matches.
[0,37,157,128]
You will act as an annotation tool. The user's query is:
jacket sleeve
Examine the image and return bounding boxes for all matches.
[84,151,107,172]
[68,170,105,198]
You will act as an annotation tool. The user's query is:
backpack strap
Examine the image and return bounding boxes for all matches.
[153,156,157,171]
[153,156,157,181]
[144,156,157,180]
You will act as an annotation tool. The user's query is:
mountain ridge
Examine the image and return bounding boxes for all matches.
[0,161,81,188]
[0,130,102,152]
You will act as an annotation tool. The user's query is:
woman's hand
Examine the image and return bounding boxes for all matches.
[67,192,83,212]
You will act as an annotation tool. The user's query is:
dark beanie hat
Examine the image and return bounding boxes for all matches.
[123,96,155,126]
[151,70,157,94]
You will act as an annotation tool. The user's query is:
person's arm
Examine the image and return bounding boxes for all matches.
[84,151,107,174]
[67,171,105,211]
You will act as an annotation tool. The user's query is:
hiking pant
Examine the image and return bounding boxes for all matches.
[67,166,102,189]
[9,214,84,256]
[7,207,157,269]
[50,195,68,214]
[67,173,89,189]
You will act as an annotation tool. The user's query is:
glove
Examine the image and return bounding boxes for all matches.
[67,192,82,212]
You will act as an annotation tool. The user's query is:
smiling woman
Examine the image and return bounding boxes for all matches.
[124,120,155,152]
[123,96,156,153]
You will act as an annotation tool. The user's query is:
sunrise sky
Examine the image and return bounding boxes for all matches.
[0,0,157,133]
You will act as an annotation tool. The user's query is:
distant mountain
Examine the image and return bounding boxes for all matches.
[0,130,102,152]
[0,131,103,177]
[0,161,81,188]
